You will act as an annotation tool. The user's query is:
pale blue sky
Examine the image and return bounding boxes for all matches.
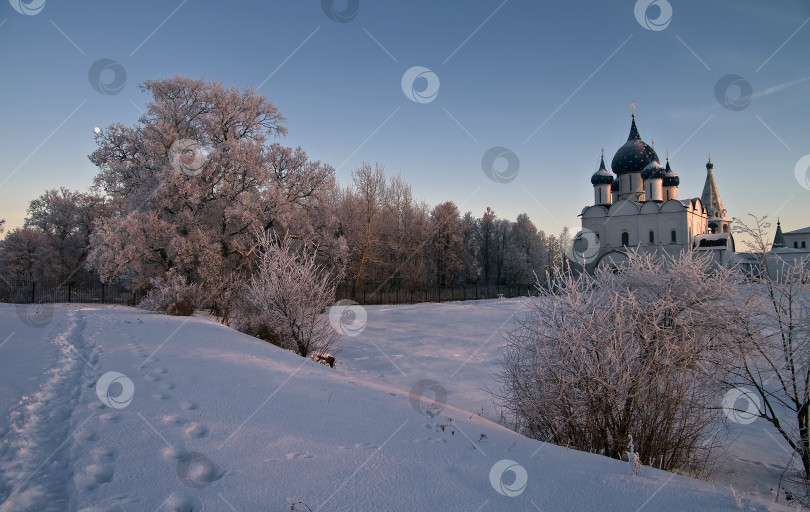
[1,0,809,235]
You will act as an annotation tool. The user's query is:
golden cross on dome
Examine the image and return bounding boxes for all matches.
[631,101,635,116]
[601,146,605,157]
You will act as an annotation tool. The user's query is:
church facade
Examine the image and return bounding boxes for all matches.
[575,112,735,271]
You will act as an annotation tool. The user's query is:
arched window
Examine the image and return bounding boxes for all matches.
[621,231,629,246]
[649,230,655,243]
[795,242,799,248]
[671,230,677,243]
[709,223,718,234]
[803,241,807,248]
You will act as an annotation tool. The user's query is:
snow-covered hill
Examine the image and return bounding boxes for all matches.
[0,302,794,511]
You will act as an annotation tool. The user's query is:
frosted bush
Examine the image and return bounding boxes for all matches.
[139,269,199,316]
[237,230,341,359]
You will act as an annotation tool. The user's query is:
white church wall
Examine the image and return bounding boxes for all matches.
[783,231,810,250]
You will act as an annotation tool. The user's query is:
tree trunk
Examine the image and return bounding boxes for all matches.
[799,402,810,479]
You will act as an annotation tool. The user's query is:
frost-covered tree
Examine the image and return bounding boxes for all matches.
[428,201,465,288]
[242,231,340,358]
[475,209,549,286]
[340,163,388,294]
[715,216,810,488]
[460,211,480,284]
[24,187,109,280]
[337,165,433,294]
[546,226,571,275]
[86,76,342,319]
[499,248,736,476]
[0,227,60,282]
[490,217,511,284]
[503,213,544,285]
[476,207,498,284]
[379,174,432,290]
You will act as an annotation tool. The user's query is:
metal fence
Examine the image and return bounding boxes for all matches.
[0,279,140,305]
[338,283,536,306]
[1,279,534,307]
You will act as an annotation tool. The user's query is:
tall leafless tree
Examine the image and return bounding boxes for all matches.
[716,215,810,492]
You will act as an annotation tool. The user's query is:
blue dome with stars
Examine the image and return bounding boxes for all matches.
[662,158,680,187]
[591,153,614,185]
[611,114,659,175]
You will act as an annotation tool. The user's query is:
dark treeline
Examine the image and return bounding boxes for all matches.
[337,163,571,295]
[0,174,570,296]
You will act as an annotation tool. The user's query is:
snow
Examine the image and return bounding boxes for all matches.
[0,301,797,511]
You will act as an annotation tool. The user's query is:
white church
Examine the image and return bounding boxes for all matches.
[575,110,737,271]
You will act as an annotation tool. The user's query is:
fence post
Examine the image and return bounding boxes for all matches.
[31,282,35,303]
[101,283,105,304]
[68,283,72,303]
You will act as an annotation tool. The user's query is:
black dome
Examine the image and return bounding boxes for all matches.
[662,158,680,187]
[610,115,659,175]
[641,160,665,180]
[591,154,614,185]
